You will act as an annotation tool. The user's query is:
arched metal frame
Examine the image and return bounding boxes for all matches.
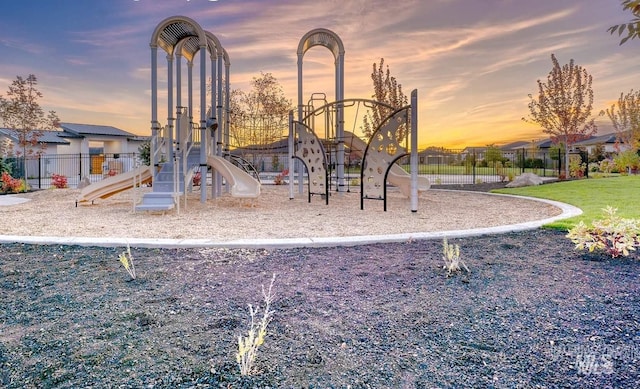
[361,89,419,211]
[149,16,230,204]
[288,95,419,212]
[296,28,346,193]
[360,106,410,211]
[289,98,395,202]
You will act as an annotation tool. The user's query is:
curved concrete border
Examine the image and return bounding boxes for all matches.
[0,195,31,206]
[0,192,582,249]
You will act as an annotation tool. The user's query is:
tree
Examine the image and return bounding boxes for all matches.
[608,0,640,45]
[523,54,597,179]
[601,90,640,152]
[0,75,60,180]
[361,58,408,138]
[229,72,292,166]
[484,144,505,167]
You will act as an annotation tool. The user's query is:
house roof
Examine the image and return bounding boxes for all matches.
[574,132,621,146]
[0,128,70,145]
[60,122,135,137]
[500,141,529,150]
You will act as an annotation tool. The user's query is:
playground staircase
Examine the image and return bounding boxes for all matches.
[135,147,201,212]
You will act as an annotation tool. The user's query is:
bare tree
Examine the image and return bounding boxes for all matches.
[608,0,640,45]
[361,58,408,138]
[229,73,292,167]
[602,90,640,152]
[523,54,597,178]
[0,75,60,180]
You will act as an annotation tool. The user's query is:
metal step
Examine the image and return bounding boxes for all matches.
[134,203,175,212]
[136,148,201,212]
[135,192,176,212]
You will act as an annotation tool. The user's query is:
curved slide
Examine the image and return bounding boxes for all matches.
[207,156,260,198]
[77,166,153,204]
[344,131,430,197]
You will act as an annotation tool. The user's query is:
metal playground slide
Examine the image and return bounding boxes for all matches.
[206,156,261,198]
[76,166,153,204]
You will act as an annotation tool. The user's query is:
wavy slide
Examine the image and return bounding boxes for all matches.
[344,131,430,197]
[207,156,261,198]
[77,166,153,204]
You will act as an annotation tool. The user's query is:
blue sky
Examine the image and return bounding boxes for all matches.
[0,0,637,148]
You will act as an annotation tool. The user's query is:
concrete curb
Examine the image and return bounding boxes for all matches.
[0,192,582,249]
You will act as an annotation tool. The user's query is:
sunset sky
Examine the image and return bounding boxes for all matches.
[0,0,638,149]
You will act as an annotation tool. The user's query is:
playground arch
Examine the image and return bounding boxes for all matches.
[296,29,348,192]
[146,16,230,207]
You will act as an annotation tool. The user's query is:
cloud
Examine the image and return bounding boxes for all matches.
[0,37,49,55]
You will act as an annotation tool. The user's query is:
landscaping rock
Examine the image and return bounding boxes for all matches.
[506,172,544,188]
[77,175,91,189]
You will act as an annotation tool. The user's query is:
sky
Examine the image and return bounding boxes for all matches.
[0,0,638,149]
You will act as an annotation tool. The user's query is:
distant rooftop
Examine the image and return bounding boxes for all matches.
[0,128,70,145]
[60,123,135,137]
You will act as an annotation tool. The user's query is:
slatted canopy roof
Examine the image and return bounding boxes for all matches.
[150,15,208,61]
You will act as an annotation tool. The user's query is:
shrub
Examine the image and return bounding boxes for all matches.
[613,149,640,174]
[236,274,276,376]
[1,172,26,193]
[566,206,640,258]
[599,159,616,174]
[442,238,469,276]
[495,161,507,182]
[138,141,151,166]
[273,169,289,185]
[192,171,202,186]
[569,155,586,178]
[51,173,68,189]
[0,157,14,175]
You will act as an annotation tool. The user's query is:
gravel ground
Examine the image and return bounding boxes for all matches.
[1,228,639,388]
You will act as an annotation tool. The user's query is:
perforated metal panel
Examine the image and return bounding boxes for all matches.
[294,122,327,195]
[362,109,409,199]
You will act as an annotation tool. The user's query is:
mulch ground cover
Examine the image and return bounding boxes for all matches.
[1,228,639,388]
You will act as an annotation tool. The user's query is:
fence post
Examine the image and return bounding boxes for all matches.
[472,149,476,184]
[79,153,82,183]
[38,155,42,189]
[558,149,563,177]
[584,149,589,179]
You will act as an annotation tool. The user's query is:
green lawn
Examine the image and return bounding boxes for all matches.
[492,175,640,230]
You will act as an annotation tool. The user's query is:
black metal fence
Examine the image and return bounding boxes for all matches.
[1,153,141,189]
[1,147,588,189]
[399,147,576,185]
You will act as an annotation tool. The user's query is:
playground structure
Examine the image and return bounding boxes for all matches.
[134,15,259,211]
[75,19,424,213]
[288,29,425,212]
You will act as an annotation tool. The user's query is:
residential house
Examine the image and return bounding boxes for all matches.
[0,128,71,157]
[573,132,630,154]
[0,123,149,187]
[0,128,71,179]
